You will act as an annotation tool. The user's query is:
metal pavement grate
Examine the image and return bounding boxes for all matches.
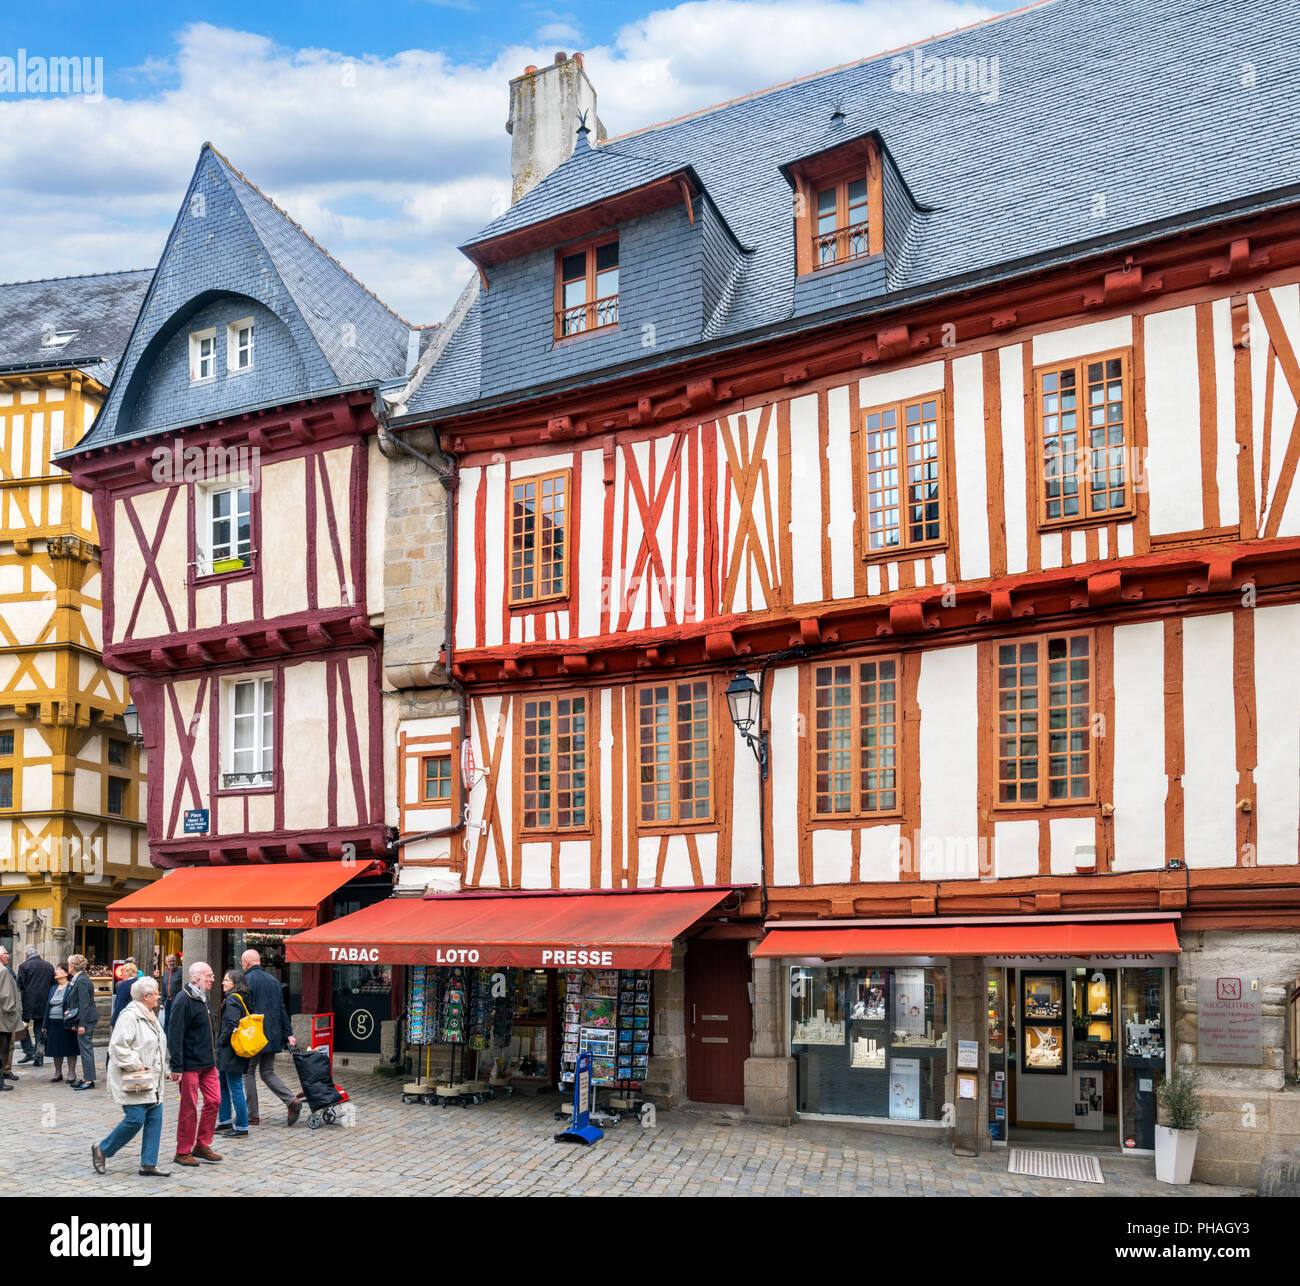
[1008,1147,1105,1184]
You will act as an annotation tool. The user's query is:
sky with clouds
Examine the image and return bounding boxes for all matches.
[0,0,1000,323]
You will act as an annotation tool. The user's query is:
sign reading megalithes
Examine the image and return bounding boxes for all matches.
[1197,976,1262,1065]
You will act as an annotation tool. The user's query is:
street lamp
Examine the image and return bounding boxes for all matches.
[122,704,143,744]
[725,670,767,778]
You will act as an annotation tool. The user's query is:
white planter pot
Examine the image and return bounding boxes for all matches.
[1155,1125,1198,1185]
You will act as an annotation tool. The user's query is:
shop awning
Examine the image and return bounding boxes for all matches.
[106,860,383,930]
[753,919,1181,961]
[284,886,739,970]
[0,894,16,919]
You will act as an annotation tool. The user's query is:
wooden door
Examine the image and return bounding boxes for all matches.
[685,938,752,1104]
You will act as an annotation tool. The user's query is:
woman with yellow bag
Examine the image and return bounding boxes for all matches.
[214,969,258,1137]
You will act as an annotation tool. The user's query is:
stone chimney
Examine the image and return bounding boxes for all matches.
[506,51,606,204]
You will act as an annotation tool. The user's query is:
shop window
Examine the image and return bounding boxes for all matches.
[862,394,945,555]
[421,754,452,803]
[519,693,588,831]
[107,739,127,766]
[637,679,712,825]
[1121,966,1167,1151]
[509,469,569,605]
[790,965,948,1120]
[810,656,900,817]
[106,776,127,816]
[197,480,253,576]
[0,767,11,809]
[0,731,13,756]
[554,236,619,338]
[223,675,274,788]
[1036,351,1132,525]
[996,633,1093,805]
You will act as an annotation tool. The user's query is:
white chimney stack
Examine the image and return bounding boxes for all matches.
[506,51,606,204]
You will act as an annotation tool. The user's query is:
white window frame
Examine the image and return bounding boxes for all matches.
[189,328,217,383]
[195,476,253,577]
[223,674,274,789]
[227,317,254,374]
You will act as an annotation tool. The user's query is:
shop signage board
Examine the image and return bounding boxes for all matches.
[1197,976,1262,1065]
[983,954,1178,968]
[554,1051,603,1146]
[109,909,312,929]
[298,941,673,969]
[182,809,209,834]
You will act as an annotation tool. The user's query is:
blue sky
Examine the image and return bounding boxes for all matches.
[0,1,999,320]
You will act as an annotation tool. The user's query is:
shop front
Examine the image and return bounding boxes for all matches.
[285,885,742,1105]
[753,915,1181,1152]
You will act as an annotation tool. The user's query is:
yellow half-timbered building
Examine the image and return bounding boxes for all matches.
[0,270,159,977]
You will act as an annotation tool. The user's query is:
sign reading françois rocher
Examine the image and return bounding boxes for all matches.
[1197,976,1262,1065]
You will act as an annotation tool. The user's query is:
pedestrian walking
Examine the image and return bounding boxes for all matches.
[0,947,26,1086]
[91,976,171,1177]
[16,945,54,1067]
[240,949,298,1125]
[214,969,255,1138]
[66,955,100,1090]
[157,954,183,1029]
[166,960,222,1167]
[41,962,80,1083]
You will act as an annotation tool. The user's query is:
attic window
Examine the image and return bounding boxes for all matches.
[555,236,618,339]
[40,327,79,349]
[790,137,883,277]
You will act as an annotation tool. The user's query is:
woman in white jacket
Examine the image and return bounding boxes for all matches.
[90,976,171,1177]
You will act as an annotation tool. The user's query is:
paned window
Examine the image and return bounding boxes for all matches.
[555,237,618,337]
[814,176,871,267]
[225,676,273,787]
[228,318,255,371]
[107,739,127,766]
[812,658,900,816]
[189,329,216,382]
[107,777,127,816]
[996,635,1092,804]
[863,395,943,553]
[422,755,452,802]
[0,731,12,756]
[509,470,568,604]
[638,681,712,824]
[205,484,252,572]
[520,695,588,830]
[0,768,11,809]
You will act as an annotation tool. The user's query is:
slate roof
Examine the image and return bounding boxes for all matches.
[405,0,1300,418]
[0,270,152,384]
[65,145,413,456]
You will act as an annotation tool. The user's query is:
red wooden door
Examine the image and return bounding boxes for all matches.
[685,938,752,1104]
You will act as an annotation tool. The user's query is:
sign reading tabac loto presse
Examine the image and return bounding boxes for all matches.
[1197,976,1262,1065]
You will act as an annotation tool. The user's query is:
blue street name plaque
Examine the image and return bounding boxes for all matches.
[183,809,209,835]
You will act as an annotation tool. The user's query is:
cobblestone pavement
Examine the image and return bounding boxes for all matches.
[0,1065,1245,1197]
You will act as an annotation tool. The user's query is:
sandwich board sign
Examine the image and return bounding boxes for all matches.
[554,1051,603,1146]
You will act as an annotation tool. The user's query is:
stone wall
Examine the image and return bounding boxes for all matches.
[645,943,686,1107]
[1175,929,1300,1188]
[948,957,983,1153]
[744,954,796,1122]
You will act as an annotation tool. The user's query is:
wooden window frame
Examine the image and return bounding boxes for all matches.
[993,630,1096,810]
[188,328,216,383]
[791,138,884,278]
[507,468,571,608]
[635,677,716,831]
[553,234,619,340]
[516,691,593,835]
[859,391,947,562]
[106,775,129,817]
[807,654,904,821]
[220,673,275,793]
[1033,347,1135,531]
[419,753,454,806]
[0,765,12,811]
[107,738,128,767]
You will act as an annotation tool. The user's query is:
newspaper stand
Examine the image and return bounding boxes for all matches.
[554,1051,604,1145]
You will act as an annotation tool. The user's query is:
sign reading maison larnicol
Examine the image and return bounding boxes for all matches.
[1197,976,1262,1065]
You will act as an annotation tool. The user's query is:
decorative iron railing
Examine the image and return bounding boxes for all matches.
[556,293,619,337]
[814,221,870,268]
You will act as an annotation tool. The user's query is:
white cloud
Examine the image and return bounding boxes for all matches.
[0,1,997,320]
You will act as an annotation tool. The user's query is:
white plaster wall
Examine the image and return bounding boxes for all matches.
[520,840,550,889]
[811,829,852,885]
[994,819,1038,878]
[998,345,1029,575]
[1143,306,1203,536]
[1258,284,1300,536]
[768,667,799,886]
[918,644,979,879]
[1181,612,1238,868]
[1049,815,1095,874]
[599,688,613,887]
[455,467,479,650]
[247,793,275,833]
[365,439,387,619]
[859,823,902,881]
[1210,298,1239,526]
[1254,603,1300,866]
[826,387,855,602]
[559,839,588,888]
[579,447,604,637]
[1032,316,1133,366]
[260,458,307,620]
[859,358,944,406]
[952,353,989,580]
[482,461,506,648]
[162,677,209,839]
[787,393,821,605]
[281,662,330,832]
[1111,620,1167,871]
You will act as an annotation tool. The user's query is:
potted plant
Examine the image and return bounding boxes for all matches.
[211,556,246,574]
[1155,1067,1206,1184]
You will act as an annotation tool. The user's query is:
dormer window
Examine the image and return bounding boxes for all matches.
[227,317,254,372]
[555,236,618,338]
[189,328,216,382]
[40,326,79,349]
[789,137,883,277]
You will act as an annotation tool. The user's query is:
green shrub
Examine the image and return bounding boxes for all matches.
[1156,1067,1207,1131]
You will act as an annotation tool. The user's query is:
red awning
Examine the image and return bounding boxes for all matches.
[284,886,738,970]
[107,861,383,930]
[752,920,1181,960]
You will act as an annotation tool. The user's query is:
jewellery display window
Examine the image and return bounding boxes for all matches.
[790,965,948,1120]
[1021,971,1066,1074]
[1070,970,1117,1070]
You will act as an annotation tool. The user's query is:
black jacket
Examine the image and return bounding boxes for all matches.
[166,987,217,1072]
[243,966,292,1051]
[66,972,99,1029]
[159,967,184,1006]
[216,990,256,1076]
[17,956,54,1021]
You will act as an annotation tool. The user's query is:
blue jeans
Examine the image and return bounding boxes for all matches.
[218,1069,249,1129]
[99,1100,163,1168]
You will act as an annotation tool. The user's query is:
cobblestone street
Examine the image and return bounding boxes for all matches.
[0,1064,1245,1197]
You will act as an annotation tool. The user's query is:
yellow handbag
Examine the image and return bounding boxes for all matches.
[230,993,268,1059]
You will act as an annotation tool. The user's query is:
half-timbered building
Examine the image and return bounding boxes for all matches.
[58,147,429,1044]
[363,0,1300,1178]
[0,270,153,970]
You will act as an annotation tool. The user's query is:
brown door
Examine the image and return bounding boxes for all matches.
[685,938,752,1104]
